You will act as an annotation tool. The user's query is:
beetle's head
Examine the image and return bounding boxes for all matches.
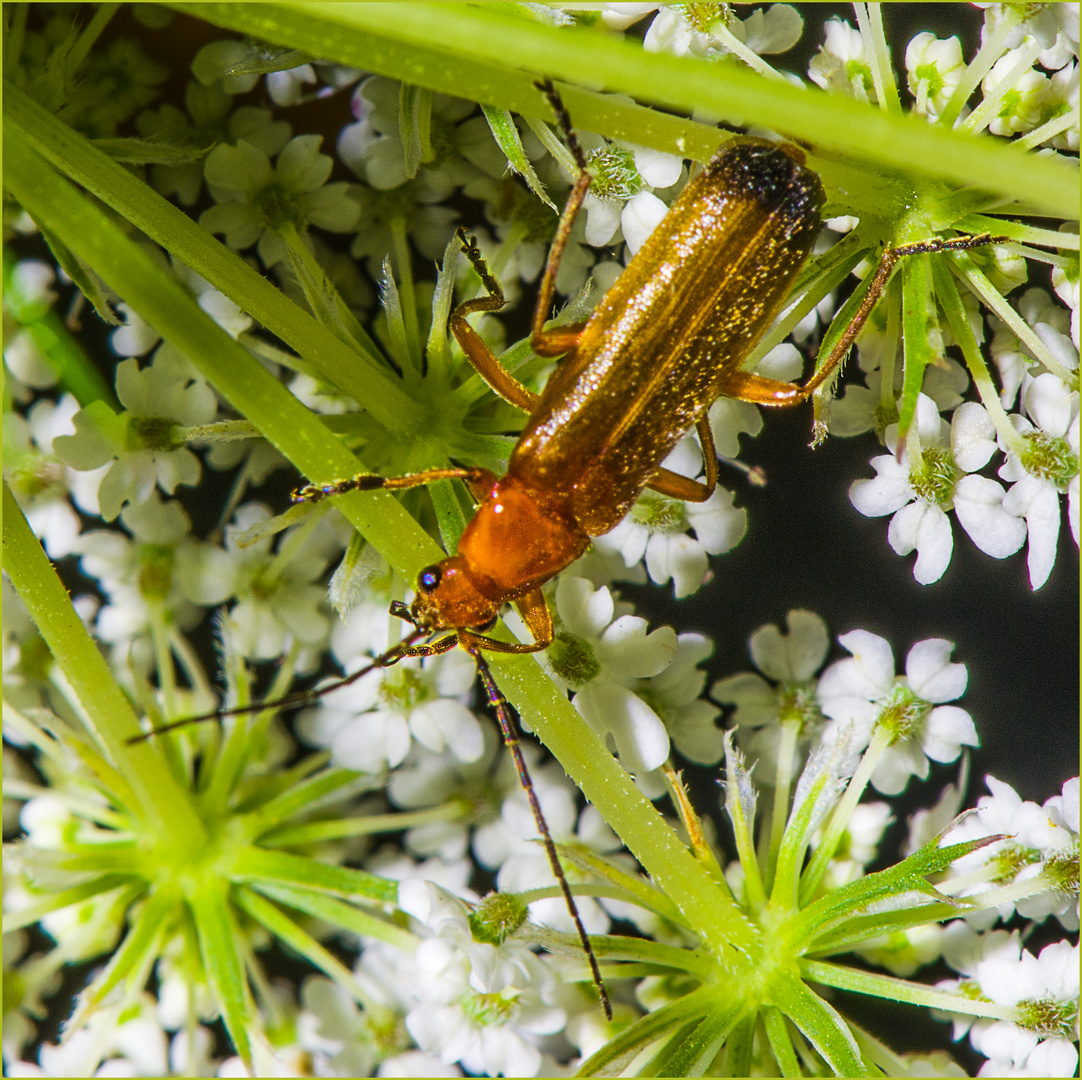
[406,556,499,635]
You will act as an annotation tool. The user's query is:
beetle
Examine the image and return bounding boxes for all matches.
[140,80,999,1019]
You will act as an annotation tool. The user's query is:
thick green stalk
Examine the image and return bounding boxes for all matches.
[173,1,1077,215]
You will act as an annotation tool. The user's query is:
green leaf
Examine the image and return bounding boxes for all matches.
[896,253,938,448]
[91,136,210,165]
[399,83,430,178]
[1,873,136,934]
[234,885,376,1002]
[575,985,722,1078]
[231,846,398,905]
[249,880,417,951]
[552,844,687,927]
[191,884,253,1069]
[481,104,554,210]
[241,766,364,833]
[69,884,176,1022]
[38,224,119,326]
[766,969,866,1076]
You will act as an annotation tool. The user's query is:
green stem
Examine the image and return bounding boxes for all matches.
[171,2,1077,214]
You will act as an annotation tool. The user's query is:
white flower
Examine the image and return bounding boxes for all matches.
[998,371,1080,588]
[52,346,217,521]
[981,44,1050,137]
[849,394,1026,584]
[472,746,615,936]
[399,935,565,1078]
[970,937,1080,1075]
[215,502,336,661]
[906,32,966,118]
[266,62,317,107]
[636,4,802,61]
[817,630,978,795]
[946,775,1079,930]
[809,19,875,101]
[399,882,552,996]
[590,436,747,598]
[296,600,482,771]
[712,609,829,781]
[579,140,683,254]
[545,575,676,773]
[200,136,358,267]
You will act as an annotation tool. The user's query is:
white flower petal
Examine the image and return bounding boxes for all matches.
[574,681,670,773]
[888,502,953,583]
[951,401,998,472]
[922,705,979,762]
[905,639,966,701]
[850,456,913,516]
[621,190,668,255]
[556,576,613,638]
[954,475,1027,558]
[599,617,677,679]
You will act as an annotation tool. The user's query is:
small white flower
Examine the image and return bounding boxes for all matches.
[711,610,829,782]
[981,43,1050,137]
[850,394,1026,583]
[545,575,677,773]
[200,136,358,267]
[399,882,551,996]
[266,62,317,107]
[296,600,482,771]
[998,371,1080,588]
[969,937,1080,1074]
[809,19,875,101]
[906,32,966,118]
[946,774,1079,930]
[590,436,747,598]
[214,501,338,661]
[817,630,978,795]
[52,346,217,521]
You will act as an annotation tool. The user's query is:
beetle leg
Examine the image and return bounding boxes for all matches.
[455,587,553,655]
[796,232,1005,400]
[450,229,540,413]
[646,415,719,502]
[512,586,555,649]
[531,79,592,359]
[716,232,1006,409]
[293,466,497,504]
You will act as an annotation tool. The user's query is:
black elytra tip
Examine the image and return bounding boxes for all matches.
[711,139,825,228]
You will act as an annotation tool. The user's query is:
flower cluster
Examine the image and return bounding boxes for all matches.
[2,4,1076,1077]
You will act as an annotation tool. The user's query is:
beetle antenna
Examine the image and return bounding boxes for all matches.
[470,649,613,1020]
[126,627,427,744]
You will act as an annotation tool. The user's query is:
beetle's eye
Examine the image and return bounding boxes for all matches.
[418,566,442,593]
